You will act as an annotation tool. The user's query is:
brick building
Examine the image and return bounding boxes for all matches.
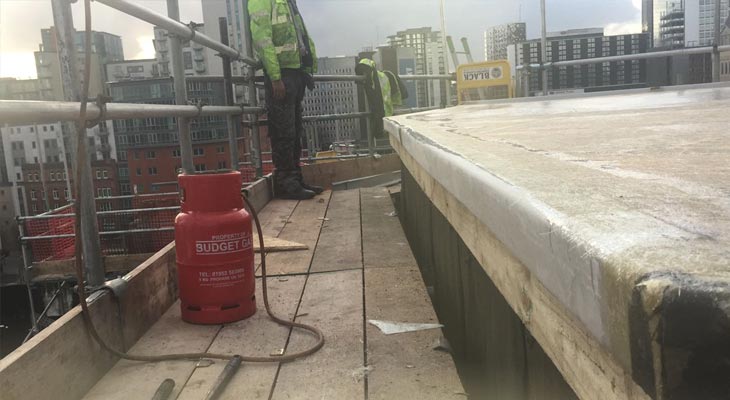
[125,142,244,194]
[19,160,120,215]
[109,77,244,194]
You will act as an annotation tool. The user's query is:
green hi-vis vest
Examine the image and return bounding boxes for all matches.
[248,0,318,81]
[359,59,394,117]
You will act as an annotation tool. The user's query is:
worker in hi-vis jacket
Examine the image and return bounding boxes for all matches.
[249,0,323,200]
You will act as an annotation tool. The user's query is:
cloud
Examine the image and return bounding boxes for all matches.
[605,21,642,35]
[0,53,37,79]
[1,0,645,78]
[134,36,156,60]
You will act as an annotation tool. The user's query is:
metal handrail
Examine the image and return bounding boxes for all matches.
[95,0,259,67]
[18,206,181,222]
[21,227,175,241]
[517,44,730,70]
[0,100,263,125]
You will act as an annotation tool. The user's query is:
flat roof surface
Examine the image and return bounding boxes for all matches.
[386,84,730,370]
[82,189,464,400]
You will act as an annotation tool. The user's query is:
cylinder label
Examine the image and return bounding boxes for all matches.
[195,232,253,256]
[198,267,246,287]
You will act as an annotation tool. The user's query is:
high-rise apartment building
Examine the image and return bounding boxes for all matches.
[644,0,730,48]
[484,23,527,61]
[302,57,360,148]
[153,25,210,77]
[106,59,162,81]
[510,29,650,96]
[107,77,236,194]
[35,28,123,99]
[0,78,50,101]
[0,123,117,215]
[387,27,446,107]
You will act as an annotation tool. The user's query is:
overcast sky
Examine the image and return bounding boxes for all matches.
[0,0,642,79]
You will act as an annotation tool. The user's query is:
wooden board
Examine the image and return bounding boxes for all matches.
[243,177,273,213]
[360,188,417,269]
[0,243,178,400]
[82,303,221,400]
[392,138,650,400]
[119,243,178,349]
[309,189,362,273]
[31,253,156,280]
[252,198,299,271]
[263,191,331,276]
[365,266,465,399]
[176,276,307,400]
[254,235,307,253]
[301,153,401,189]
[271,269,365,399]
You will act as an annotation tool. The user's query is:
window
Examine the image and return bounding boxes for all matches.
[136,168,142,176]
[193,148,204,157]
[32,141,36,149]
[16,173,21,181]
[32,204,37,214]
[217,145,225,154]
[64,188,69,199]
[183,52,193,69]
[50,173,56,181]
[119,151,128,161]
[50,125,55,131]
[96,170,102,179]
[172,149,181,158]
[146,150,156,159]
[217,161,227,170]
[53,190,59,200]
[134,151,140,160]
[103,170,108,179]
[31,190,37,200]
[148,167,158,175]
[195,164,206,172]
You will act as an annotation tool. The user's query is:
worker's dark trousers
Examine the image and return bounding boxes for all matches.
[265,69,306,184]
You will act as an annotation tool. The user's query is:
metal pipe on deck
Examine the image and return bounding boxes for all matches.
[95,0,258,67]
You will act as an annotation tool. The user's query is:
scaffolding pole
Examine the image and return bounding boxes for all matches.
[541,0,549,95]
[242,0,264,178]
[713,0,722,82]
[0,101,260,125]
[51,0,104,288]
[219,17,239,171]
[166,0,194,175]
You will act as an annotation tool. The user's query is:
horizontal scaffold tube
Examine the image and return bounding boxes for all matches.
[95,0,259,67]
[0,100,263,125]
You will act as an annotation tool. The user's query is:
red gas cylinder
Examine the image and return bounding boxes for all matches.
[175,171,256,324]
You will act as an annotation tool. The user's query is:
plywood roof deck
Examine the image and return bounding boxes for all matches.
[81,189,465,400]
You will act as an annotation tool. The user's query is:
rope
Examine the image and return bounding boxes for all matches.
[73,0,323,368]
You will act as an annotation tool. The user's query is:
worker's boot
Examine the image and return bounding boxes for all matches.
[295,171,324,195]
[274,171,316,200]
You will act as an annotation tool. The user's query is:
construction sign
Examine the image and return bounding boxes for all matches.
[456,61,513,103]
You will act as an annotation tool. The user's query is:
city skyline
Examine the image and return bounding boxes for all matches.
[1,0,643,79]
